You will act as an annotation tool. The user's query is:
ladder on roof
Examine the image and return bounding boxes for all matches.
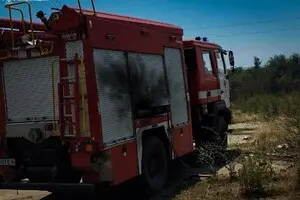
[4,1,34,49]
[1,1,54,60]
[58,53,87,138]
[77,0,96,15]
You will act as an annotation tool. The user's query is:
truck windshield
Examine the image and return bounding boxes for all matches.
[216,50,226,75]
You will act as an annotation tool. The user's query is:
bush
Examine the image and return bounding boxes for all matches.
[196,143,220,173]
[238,152,274,195]
[233,92,300,119]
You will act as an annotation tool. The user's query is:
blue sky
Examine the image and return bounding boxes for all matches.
[0,0,299,67]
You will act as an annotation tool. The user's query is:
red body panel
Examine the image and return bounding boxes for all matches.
[111,141,138,185]
[86,17,182,53]
[172,124,193,157]
[71,152,91,171]
[135,115,168,128]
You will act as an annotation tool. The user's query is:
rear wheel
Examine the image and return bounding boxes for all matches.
[141,136,168,193]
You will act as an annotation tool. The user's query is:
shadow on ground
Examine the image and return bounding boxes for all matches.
[41,149,241,200]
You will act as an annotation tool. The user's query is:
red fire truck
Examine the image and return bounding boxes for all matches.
[0,1,234,193]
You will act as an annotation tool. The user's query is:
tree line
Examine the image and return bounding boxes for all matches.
[229,53,300,102]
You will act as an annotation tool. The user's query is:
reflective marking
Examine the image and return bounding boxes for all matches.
[198,89,221,99]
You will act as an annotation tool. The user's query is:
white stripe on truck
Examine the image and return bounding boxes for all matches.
[198,89,221,99]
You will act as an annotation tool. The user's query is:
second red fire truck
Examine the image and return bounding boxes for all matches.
[0,0,234,193]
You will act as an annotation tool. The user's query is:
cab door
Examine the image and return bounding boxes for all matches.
[198,48,220,103]
[216,50,230,107]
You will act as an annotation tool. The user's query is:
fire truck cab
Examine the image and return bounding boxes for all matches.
[183,39,234,147]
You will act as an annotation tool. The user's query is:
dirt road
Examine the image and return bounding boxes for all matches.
[228,122,258,145]
[0,190,49,200]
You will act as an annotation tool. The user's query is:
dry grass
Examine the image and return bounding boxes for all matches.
[231,110,260,124]
[174,155,298,200]
[253,116,300,153]
[231,109,300,153]
[173,176,239,200]
[174,167,297,200]
[253,118,287,151]
[238,153,274,195]
[175,110,300,200]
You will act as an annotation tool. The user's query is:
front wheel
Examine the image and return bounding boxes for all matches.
[217,116,228,150]
[141,136,168,193]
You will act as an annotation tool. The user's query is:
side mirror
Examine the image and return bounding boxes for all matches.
[228,51,235,66]
[228,50,235,73]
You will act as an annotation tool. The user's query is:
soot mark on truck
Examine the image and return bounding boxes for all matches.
[97,53,169,118]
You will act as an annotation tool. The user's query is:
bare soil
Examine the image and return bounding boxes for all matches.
[0,190,49,200]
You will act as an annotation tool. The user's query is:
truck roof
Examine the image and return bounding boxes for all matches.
[65,6,183,36]
[183,40,221,49]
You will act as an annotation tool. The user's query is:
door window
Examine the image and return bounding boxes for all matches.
[201,50,213,75]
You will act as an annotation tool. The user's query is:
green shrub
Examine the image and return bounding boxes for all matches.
[238,152,274,195]
[233,92,300,119]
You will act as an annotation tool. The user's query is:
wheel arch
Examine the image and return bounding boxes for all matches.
[142,127,170,155]
[136,122,170,175]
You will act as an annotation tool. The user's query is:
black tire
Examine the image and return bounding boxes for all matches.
[217,116,228,150]
[141,136,168,193]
